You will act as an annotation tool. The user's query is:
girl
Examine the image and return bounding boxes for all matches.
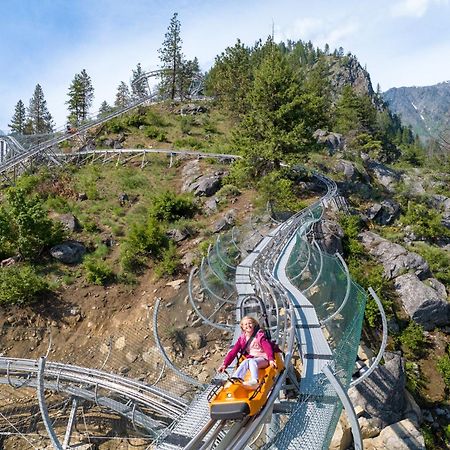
[218,316,277,388]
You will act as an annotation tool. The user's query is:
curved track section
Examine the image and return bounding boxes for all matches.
[0,161,384,448]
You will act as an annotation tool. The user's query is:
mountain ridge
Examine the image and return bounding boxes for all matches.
[383,81,450,142]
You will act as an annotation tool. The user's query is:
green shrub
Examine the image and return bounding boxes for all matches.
[143,125,159,139]
[400,201,450,242]
[0,265,48,305]
[174,137,203,150]
[258,171,305,212]
[410,243,450,286]
[149,191,197,222]
[120,218,168,272]
[404,361,426,396]
[156,131,167,142]
[437,353,450,391]
[45,195,71,213]
[180,116,194,134]
[217,184,241,200]
[146,110,167,127]
[155,241,180,278]
[0,188,65,260]
[83,257,115,286]
[399,322,427,359]
[124,113,147,128]
[104,118,126,133]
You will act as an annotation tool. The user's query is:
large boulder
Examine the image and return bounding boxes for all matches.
[365,199,400,225]
[359,232,430,280]
[394,273,450,330]
[364,158,401,192]
[313,129,344,155]
[57,213,80,232]
[50,240,86,264]
[315,219,344,254]
[348,352,406,427]
[364,419,425,450]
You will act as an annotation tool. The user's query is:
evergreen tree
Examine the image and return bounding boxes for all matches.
[66,69,94,125]
[158,12,183,99]
[178,57,202,99]
[115,81,131,108]
[98,100,113,118]
[27,84,54,134]
[8,100,27,134]
[206,39,254,115]
[130,63,149,99]
[234,41,318,177]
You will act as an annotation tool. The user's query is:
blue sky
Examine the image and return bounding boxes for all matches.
[1,0,449,131]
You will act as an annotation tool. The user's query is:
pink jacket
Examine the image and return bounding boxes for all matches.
[223,330,274,368]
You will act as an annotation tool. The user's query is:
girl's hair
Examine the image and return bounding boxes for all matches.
[240,316,260,331]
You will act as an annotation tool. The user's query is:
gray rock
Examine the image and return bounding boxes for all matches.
[366,199,400,225]
[360,232,430,280]
[167,228,190,242]
[348,352,405,427]
[394,273,450,330]
[370,419,425,450]
[193,175,222,197]
[57,214,80,232]
[50,241,86,264]
[365,159,401,192]
[204,197,218,213]
[313,129,344,155]
[315,219,344,254]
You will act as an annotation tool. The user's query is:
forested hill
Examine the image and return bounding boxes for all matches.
[383,81,450,143]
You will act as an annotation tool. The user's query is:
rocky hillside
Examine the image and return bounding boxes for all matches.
[383,81,450,142]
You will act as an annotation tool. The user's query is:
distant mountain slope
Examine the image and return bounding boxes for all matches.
[382,81,450,142]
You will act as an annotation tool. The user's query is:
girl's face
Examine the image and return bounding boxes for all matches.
[241,318,255,334]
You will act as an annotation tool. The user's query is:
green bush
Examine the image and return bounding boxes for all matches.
[180,116,194,134]
[124,113,147,128]
[217,184,241,200]
[0,188,65,260]
[258,171,305,212]
[120,218,168,272]
[399,322,427,359]
[174,137,203,150]
[143,125,159,139]
[410,243,450,286]
[149,191,197,222]
[146,110,167,127]
[437,353,450,391]
[0,265,48,305]
[83,257,115,285]
[400,201,450,242]
[404,361,426,396]
[155,241,180,278]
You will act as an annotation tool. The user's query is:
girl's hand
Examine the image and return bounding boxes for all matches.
[269,360,277,369]
[218,365,226,373]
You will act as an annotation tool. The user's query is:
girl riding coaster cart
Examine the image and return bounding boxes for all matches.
[209,315,284,420]
[218,316,277,389]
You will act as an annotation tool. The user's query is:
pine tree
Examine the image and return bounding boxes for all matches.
[66,69,94,125]
[158,12,183,100]
[234,41,315,177]
[178,57,201,99]
[115,81,131,108]
[8,100,27,134]
[130,63,149,99]
[206,39,253,115]
[27,84,54,134]
[98,101,113,118]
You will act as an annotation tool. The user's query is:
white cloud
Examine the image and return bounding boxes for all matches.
[390,0,449,18]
